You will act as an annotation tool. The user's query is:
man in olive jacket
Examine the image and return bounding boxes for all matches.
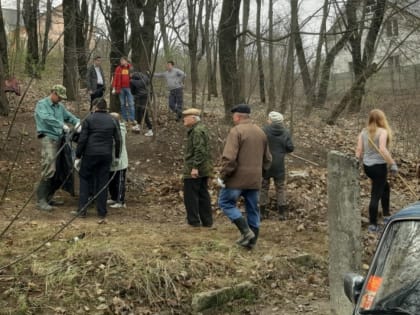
[182,108,213,227]
[218,104,272,248]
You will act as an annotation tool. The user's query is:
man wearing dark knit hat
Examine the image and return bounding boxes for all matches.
[218,104,272,249]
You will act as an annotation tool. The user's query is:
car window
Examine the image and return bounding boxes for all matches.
[358,220,420,312]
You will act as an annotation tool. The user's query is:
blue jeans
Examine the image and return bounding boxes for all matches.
[168,88,183,114]
[218,188,260,228]
[119,88,135,121]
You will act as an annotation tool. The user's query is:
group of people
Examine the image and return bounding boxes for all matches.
[33,54,407,247]
[181,104,294,248]
[87,56,186,137]
[34,85,129,220]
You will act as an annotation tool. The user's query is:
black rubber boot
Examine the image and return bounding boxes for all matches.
[36,180,53,212]
[278,205,287,221]
[247,226,259,250]
[260,205,267,220]
[233,217,255,247]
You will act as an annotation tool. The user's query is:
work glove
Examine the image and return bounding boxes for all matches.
[112,88,116,95]
[63,124,70,133]
[74,159,81,172]
[74,122,82,133]
[390,163,398,175]
[216,177,225,188]
[112,158,120,168]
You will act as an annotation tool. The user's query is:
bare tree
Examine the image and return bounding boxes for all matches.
[326,0,387,123]
[266,0,275,111]
[256,0,265,103]
[63,0,79,100]
[22,0,40,77]
[40,0,52,69]
[98,0,127,111]
[158,0,170,59]
[237,0,249,102]
[128,0,158,72]
[219,0,241,118]
[0,1,8,115]
[204,0,217,101]
[280,18,294,113]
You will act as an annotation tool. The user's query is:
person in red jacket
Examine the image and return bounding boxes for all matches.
[112,57,137,129]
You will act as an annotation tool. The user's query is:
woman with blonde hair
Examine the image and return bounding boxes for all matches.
[356,109,398,232]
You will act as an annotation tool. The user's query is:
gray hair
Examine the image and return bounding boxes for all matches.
[193,115,201,122]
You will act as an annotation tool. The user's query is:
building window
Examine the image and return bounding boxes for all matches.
[366,0,376,14]
[386,19,399,37]
[388,55,400,71]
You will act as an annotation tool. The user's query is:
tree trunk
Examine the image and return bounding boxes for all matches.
[158,0,170,59]
[22,0,40,77]
[128,0,157,72]
[205,0,213,101]
[15,0,21,55]
[256,0,265,103]
[0,0,9,76]
[210,15,218,98]
[291,0,314,114]
[187,0,205,107]
[280,34,294,113]
[76,0,89,88]
[0,56,8,115]
[348,0,386,113]
[219,0,241,119]
[62,0,79,100]
[312,0,329,99]
[40,0,52,70]
[237,0,249,103]
[108,0,126,112]
[266,0,275,112]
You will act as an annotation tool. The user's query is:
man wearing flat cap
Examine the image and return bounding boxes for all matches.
[34,84,81,211]
[260,111,294,220]
[218,104,272,248]
[182,108,213,227]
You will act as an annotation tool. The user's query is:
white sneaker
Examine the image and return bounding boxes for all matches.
[110,202,126,208]
[107,199,116,205]
[132,124,140,132]
[144,129,153,137]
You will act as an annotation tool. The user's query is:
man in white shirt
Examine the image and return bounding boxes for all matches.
[86,56,106,111]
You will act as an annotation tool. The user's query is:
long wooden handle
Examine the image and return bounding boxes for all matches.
[367,137,418,199]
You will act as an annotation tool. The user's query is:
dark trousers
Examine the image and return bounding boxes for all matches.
[364,163,390,225]
[89,84,104,111]
[135,95,152,130]
[79,155,112,217]
[183,177,213,227]
[109,169,126,204]
[168,88,183,116]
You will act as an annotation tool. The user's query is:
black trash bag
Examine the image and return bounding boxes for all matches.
[50,135,75,197]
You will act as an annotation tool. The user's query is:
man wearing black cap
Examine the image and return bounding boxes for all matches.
[218,104,272,249]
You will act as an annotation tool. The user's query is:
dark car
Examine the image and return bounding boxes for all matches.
[344,201,420,315]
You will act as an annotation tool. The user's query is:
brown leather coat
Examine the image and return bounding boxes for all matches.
[220,119,272,189]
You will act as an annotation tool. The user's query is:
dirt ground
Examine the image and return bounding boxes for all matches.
[0,86,418,314]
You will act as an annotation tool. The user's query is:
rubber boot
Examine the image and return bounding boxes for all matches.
[260,205,267,221]
[278,205,287,221]
[36,180,53,212]
[247,226,259,250]
[233,217,255,247]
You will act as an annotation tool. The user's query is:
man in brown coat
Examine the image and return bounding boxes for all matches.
[218,104,272,248]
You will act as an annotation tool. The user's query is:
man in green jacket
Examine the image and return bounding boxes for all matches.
[182,108,213,227]
[34,84,80,211]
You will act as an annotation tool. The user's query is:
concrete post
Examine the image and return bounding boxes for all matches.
[327,151,361,315]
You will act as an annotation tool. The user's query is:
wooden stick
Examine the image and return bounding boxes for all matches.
[289,153,320,166]
[367,137,418,199]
